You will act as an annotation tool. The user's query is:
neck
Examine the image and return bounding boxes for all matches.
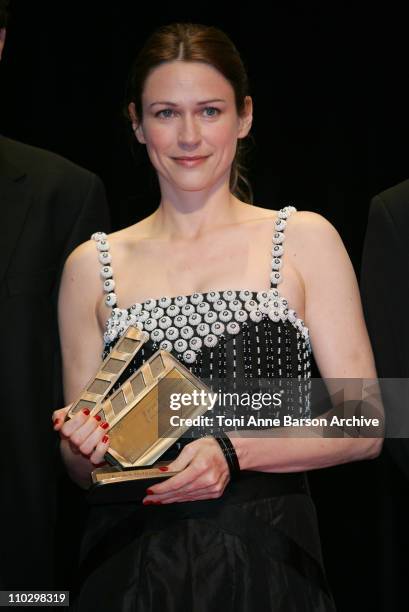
[150,177,244,240]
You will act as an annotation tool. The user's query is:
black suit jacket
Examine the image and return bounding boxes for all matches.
[361,179,409,478]
[360,180,409,612]
[0,136,110,589]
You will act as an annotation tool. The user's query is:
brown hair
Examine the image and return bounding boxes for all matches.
[125,22,254,204]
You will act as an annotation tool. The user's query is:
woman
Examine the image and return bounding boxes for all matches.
[53,22,381,611]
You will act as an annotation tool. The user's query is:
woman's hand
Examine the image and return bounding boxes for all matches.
[52,406,110,488]
[142,436,231,505]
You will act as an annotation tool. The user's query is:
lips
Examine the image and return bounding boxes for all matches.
[172,156,209,167]
[173,156,208,160]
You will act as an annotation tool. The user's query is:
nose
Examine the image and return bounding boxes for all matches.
[178,113,201,150]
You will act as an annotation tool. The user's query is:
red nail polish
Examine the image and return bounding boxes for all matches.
[159,466,169,472]
[142,500,153,505]
[102,435,109,444]
[94,415,102,422]
[82,408,90,416]
[53,418,60,426]
[153,501,162,505]
[146,488,154,495]
[100,422,109,429]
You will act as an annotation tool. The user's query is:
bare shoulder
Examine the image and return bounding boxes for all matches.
[286,210,343,251]
[60,235,113,309]
[63,238,101,281]
[100,217,153,254]
[58,238,103,330]
[241,204,342,247]
[285,211,353,285]
[237,204,336,231]
[63,217,153,288]
[288,210,338,232]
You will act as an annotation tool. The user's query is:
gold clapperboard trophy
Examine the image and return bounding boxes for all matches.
[65,326,212,503]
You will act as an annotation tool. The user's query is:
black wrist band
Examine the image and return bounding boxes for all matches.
[214,434,240,477]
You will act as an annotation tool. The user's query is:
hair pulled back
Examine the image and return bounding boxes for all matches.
[125,22,253,204]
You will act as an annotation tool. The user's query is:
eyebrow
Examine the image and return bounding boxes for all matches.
[149,99,226,108]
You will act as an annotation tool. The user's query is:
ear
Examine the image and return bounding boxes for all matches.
[128,102,146,144]
[237,96,253,139]
[0,28,6,61]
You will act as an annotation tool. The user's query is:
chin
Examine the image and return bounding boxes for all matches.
[170,178,217,192]
[157,166,227,193]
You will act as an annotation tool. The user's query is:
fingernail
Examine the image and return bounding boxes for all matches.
[53,418,60,426]
[146,488,154,495]
[94,415,102,422]
[142,500,153,505]
[82,408,90,416]
[102,435,109,443]
[153,501,162,505]
[100,422,109,430]
[158,466,169,472]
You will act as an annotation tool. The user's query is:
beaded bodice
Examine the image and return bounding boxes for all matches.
[92,206,312,429]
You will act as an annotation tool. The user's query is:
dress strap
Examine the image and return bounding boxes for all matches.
[270,206,297,289]
[91,232,117,308]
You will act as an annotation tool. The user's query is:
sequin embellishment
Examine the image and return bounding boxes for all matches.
[92,206,310,364]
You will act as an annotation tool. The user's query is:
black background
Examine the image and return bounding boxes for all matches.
[1,2,408,610]
[2,2,409,270]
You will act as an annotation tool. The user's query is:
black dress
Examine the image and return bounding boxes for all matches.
[72,207,336,611]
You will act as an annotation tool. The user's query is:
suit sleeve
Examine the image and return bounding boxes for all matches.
[361,195,409,479]
[61,172,111,261]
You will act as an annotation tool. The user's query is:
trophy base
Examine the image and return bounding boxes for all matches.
[87,461,179,504]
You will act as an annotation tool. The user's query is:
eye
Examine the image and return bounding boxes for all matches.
[155,107,221,120]
[202,106,220,118]
[155,108,175,119]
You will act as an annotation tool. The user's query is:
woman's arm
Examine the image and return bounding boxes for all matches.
[53,240,111,488]
[142,212,384,505]
[229,211,383,472]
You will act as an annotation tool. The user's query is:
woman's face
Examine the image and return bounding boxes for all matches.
[129,60,252,194]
